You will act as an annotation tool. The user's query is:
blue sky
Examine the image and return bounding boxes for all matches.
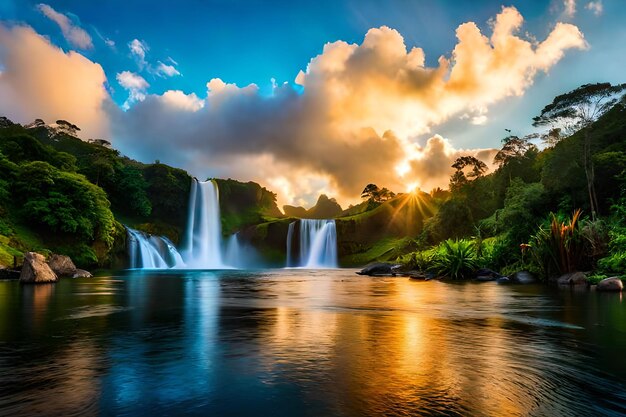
[0,0,624,205]
[5,0,618,103]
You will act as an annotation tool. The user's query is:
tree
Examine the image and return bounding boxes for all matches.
[493,136,538,168]
[55,120,81,136]
[450,156,488,191]
[361,184,380,200]
[532,82,626,219]
[13,161,115,246]
[360,183,396,202]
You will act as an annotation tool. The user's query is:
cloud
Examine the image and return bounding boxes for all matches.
[108,6,585,205]
[93,27,115,49]
[128,38,148,68]
[0,7,588,206]
[562,0,577,18]
[116,71,149,110]
[0,24,108,138]
[585,1,603,16]
[36,3,93,49]
[405,135,498,192]
[156,61,180,77]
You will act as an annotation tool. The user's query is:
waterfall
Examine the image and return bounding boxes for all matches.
[180,179,225,269]
[224,232,261,268]
[128,178,227,269]
[286,221,295,267]
[224,233,242,267]
[127,228,185,269]
[286,219,338,268]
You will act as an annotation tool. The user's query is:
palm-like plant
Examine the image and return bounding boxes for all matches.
[530,209,585,277]
[431,239,479,279]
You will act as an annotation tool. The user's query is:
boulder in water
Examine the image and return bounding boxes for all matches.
[0,267,20,280]
[557,272,589,286]
[72,269,93,278]
[357,263,400,276]
[47,254,77,277]
[509,271,537,284]
[20,252,58,284]
[475,268,503,281]
[596,277,623,292]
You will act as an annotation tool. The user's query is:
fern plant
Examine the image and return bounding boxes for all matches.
[431,239,479,279]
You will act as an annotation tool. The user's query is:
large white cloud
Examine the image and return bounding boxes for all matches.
[0,24,108,138]
[0,6,588,206]
[111,6,585,205]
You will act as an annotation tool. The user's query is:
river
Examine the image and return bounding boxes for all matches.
[1,269,625,416]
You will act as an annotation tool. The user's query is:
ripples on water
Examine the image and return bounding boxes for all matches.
[0,269,625,416]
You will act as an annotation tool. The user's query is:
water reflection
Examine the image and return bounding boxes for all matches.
[0,270,625,416]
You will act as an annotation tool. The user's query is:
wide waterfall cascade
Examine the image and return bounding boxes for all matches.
[127,227,185,269]
[286,219,338,268]
[180,179,226,269]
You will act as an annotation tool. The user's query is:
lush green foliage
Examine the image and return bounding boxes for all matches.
[14,161,116,247]
[431,239,479,279]
[216,178,281,233]
[530,210,585,278]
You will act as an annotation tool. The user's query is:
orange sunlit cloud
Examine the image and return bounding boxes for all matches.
[0,6,587,207]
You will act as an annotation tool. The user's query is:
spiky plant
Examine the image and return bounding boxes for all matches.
[431,239,479,279]
[530,209,586,278]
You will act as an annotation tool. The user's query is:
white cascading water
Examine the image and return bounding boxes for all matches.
[127,178,227,269]
[224,233,242,267]
[127,227,185,269]
[224,232,261,268]
[180,179,225,268]
[286,219,338,268]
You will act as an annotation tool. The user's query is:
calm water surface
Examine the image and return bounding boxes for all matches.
[1,269,626,416]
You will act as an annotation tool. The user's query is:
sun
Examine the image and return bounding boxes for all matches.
[406,182,420,193]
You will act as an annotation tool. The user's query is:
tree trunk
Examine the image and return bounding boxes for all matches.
[583,129,598,220]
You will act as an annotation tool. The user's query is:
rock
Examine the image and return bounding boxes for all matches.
[20,252,58,284]
[475,275,498,282]
[596,277,623,292]
[47,254,76,277]
[496,277,511,284]
[510,271,537,284]
[72,269,93,278]
[557,272,589,286]
[475,268,503,280]
[0,267,20,280]
[407,272,434,281]
[357,263,400,276]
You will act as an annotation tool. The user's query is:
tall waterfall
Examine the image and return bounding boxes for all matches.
[127,178,227,269]
[180,179,225,269]
[286,219,338,268]
[127,228,185,269]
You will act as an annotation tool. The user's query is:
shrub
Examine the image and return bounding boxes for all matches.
[530,210,586,278]
[431,239,479,279]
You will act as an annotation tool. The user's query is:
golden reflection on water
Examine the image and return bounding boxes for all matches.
[249,276,535,416]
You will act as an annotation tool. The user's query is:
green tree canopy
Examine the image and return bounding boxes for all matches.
[13,161,115,246]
